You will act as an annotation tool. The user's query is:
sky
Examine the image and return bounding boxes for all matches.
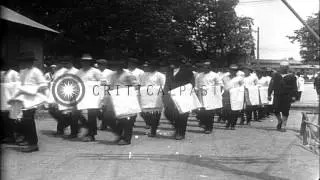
[235,0,319,60]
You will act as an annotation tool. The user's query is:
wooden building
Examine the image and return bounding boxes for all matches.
[0,5,59,69]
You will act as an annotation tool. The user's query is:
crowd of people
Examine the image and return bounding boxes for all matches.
[0,52,303,152]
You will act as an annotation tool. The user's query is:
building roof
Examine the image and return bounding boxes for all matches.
[0,5,59,33]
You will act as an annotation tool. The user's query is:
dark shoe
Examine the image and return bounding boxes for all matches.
[82,136,95,142]
[204,130,212,134]
[21,145,39,153]
[148,133,156,137]
[53,132,64,137]
[65,134,77,139]
[118,139,130,145]
[175,135,185,140]
[15,136,24,143]
[17,141,29,146]
[276,123,282,131]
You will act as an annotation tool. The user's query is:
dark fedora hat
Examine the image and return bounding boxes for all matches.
[96,59,109,65]
[17,51,37,62]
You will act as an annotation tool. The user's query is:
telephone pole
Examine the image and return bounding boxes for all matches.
[257,27,260,68]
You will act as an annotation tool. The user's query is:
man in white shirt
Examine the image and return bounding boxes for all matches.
[102,60,137,145]
[14,52,48,152]
[48,56,79,137]
[296,72,305,101]
[139,60,166,137]
[240,66,259,125]
[124,57,144,86]
[1,62,20,144]
[95,59,113,130]
[73,54,102,142]
[195,61,219,134]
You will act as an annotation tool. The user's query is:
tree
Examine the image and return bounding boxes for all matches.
[288,13,319,62]
[4,0,255,66]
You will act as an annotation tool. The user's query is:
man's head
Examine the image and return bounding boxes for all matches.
[127,58,139,70]
[279,61,290,74]
[96,59,109,71]
[80,54,93,69]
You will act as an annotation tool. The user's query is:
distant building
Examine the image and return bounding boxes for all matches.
[251,59,319,74]
[1,5,59,69]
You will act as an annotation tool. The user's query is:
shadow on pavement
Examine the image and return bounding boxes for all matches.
[75,153,289,180]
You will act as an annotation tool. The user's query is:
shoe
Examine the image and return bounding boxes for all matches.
[15,136,24,143]
[118,139,130,145]
[17,141,29,146]
[148,133,156,137]
[65,134,77,139]
[276,123,282,131]
[53,132,64,137]
[204,130,212,134]
[21,145,39,153]
[225,126,230,130]
[82,136,95,142]
[175,135,185,140]
[281,128,286,132]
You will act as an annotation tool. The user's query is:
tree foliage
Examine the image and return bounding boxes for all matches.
[288,13,319,62]
[4,0,255,65]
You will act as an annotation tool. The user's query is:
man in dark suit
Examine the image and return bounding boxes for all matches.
[163,56,195,140]
[268,61,297,132]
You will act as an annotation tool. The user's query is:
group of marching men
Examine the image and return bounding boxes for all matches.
[1,51,286,153]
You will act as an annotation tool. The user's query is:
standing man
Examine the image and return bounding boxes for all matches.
[314,72,320,97]
[139,60,166,137]
[96,59,113,130]
[268,62,297,132]
[222,64,244,130]
[163,56,195,140]
[74,54,102,141]
[1,61,20,143]
[49,56,79,137]
[12,52,48,152]
[103,60,137,145]
[195,61,218,134]
[296,72,305,101]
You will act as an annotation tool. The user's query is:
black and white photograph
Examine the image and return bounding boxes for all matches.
[1,0,319,179]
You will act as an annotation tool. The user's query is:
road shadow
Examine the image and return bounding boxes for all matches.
[76,153,290,180]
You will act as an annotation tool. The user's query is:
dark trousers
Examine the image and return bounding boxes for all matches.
[20,109,38,145]
[73,109,98,137]
[297,91,302,101]
[1,111,15,140]
[198,108,214,131]
[141,111,162,135]
[105,113,136,143]
[48,107,70,133]
[225,110,239,128]
[164,107,189,137]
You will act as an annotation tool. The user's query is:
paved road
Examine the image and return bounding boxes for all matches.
[293,83,318,107]
[1,110,319,180]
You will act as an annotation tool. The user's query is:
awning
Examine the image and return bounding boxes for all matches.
[0,5,59,33]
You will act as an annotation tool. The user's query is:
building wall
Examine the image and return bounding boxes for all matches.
[1,22,44,69]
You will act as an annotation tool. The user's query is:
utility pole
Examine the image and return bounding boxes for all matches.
[257,27,260,68]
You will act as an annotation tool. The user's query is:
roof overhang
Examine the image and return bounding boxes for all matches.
[0,5,59,33]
